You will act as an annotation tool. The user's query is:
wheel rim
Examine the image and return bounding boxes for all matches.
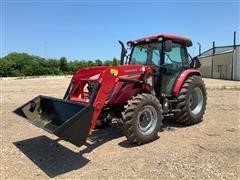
[189,87,203,115]
[137,105,158,135]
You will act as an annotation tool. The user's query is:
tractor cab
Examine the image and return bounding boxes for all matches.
[125,34,195,96]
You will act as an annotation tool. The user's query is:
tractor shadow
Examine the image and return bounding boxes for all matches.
[13,121,124,178]
[13,117,186,177]
[161,115,189,130]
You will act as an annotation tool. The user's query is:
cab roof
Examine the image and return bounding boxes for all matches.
[127,33,192,46]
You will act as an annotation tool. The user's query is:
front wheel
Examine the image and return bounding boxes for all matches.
[122,93,163,145]
[175,76,207,125]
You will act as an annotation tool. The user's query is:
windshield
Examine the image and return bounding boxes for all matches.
[164,43,188,65]
[130,42,162,66]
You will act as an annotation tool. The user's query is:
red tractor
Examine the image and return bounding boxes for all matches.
[15,34,207,146]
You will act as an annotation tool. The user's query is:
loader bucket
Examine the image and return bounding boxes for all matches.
[14,95,94,147]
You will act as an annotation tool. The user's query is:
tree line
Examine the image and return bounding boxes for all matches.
[0,52,120,77]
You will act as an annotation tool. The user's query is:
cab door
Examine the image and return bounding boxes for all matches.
[161,42,189,96]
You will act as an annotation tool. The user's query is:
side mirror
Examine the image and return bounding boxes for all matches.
[190,56,201,69]
[164,40,172,52]
[118,41,127,65]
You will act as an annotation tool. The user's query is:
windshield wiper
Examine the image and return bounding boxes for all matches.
[164,52,180,64]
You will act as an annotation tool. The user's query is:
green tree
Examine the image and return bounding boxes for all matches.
[95,59,103,66]
[0,52,118,77]
[104,60,113,66]
[112,57,119,66]
[59,57,68,73]
[87,60,94,67]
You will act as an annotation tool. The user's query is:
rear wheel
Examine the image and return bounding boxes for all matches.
[122,93,163,145]
[175,76,207,125]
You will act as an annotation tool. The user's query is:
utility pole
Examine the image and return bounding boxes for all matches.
[233,31,236,49]
[212,41,215,54]
[211,41,215,78]
[232,31,236,80]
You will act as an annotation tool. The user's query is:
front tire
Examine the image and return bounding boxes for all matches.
[122,93,163,145]
[175,76,207,125]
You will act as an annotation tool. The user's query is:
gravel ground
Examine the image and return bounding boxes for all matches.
[0,77,239,179]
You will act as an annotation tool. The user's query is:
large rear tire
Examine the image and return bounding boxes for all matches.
[175,76,207,125]
[122,93,163,145]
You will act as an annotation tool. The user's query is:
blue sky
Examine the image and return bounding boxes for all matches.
[1,0,239,60]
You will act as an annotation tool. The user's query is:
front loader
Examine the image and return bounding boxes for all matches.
[15,34,207,146]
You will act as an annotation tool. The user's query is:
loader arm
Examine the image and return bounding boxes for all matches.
[88,68,121,131]
[14,65,151,147]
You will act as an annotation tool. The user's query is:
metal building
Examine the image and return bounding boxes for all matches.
[199,44,240,81]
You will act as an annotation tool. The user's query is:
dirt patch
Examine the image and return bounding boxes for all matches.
[1,77,239,179]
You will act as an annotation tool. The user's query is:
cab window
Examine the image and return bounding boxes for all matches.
[130,42,162,66]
